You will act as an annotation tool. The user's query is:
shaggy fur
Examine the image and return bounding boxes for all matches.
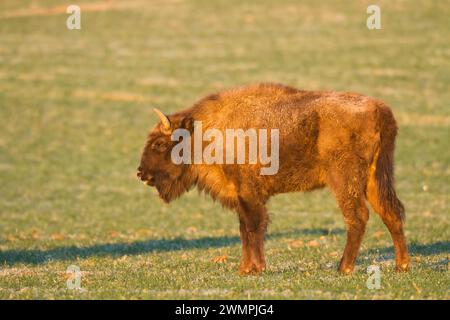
[137,83,409,275]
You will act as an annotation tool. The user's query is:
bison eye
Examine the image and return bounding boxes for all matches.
[151,139,168,152]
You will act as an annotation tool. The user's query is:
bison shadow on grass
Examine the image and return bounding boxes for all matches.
[2,228,340,266]
[0,229,448,268]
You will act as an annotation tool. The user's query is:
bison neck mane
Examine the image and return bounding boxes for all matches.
[191,165,240,209]
[158,163,239,209]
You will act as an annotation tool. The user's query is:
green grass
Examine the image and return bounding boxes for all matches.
[0,0,449,299]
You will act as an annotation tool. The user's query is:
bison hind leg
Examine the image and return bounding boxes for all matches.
[327,158,370,274]
[366,155,409,271]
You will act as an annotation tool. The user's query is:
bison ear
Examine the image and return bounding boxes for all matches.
[180,116,194,132]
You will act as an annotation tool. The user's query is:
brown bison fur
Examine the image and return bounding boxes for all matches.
[138,83,409,275]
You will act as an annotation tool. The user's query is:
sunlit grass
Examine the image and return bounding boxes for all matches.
[0,0,448,299]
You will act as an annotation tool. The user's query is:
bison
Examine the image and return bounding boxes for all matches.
[137,83,409,275]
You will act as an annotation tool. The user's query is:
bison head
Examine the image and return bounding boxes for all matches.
[137,108,194,203]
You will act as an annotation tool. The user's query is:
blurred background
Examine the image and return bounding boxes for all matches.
[0,0,448,299]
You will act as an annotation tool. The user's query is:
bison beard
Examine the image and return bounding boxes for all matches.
[138,83,409,275]
[155,172,194,203]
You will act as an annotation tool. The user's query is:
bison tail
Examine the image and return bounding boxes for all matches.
[368,105,405,222]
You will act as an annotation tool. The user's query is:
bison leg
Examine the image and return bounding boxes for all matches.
[379,212,409,272]
[328,164,369,274]
[367,174,409,271]
[337,196,369,274]
[237,200,268,275]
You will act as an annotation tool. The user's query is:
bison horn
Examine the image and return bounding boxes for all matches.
[153,108,171,134]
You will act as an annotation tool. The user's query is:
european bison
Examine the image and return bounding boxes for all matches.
[137,83,409,275]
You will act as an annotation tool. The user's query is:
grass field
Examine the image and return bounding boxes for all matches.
[0,0,449,299]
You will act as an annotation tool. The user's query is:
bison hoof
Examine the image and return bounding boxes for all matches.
[338,265,354,274]
[396,263,409,272]
[239,263,265,276]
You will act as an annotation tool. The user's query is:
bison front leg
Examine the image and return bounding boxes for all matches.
[237,202,269,275]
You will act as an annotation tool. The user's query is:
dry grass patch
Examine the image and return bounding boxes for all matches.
[73,89,152,103]
[0,0,141,19]
[397,113,450,127]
